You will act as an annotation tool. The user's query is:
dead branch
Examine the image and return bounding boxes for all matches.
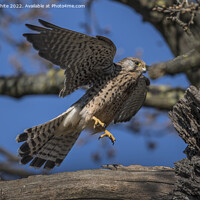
[0,165,175,200]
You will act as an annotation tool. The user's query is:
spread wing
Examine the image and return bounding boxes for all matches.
[114,76,150,124]
[23,19,116,97]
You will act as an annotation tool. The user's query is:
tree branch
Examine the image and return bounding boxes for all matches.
[0,70,184,110]
[0,163,34,179]
[148,49,200,79]
[145,85,184,110]
[0,69,64,98]
[0,147,19,163]
[0,147,35,179]
[0,165,175,200]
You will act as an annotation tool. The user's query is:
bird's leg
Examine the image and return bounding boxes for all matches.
[99,130,116,145]
[92,116,116,145]
[92,116,106,129]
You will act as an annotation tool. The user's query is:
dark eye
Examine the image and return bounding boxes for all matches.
[134,61,140,66]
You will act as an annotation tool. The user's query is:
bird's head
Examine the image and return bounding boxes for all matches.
[119,57,146,74]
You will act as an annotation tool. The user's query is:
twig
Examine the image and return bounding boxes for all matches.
[153,0,200,32]
[153,0,200,53]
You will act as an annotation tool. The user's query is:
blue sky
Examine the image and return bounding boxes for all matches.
[0,0,188,174]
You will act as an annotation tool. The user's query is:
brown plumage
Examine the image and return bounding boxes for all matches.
[16,19,150,170]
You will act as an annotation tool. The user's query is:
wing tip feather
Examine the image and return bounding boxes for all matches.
[15,132,28,143]
[38,19,58,29]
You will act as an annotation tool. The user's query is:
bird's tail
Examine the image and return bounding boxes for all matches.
[16,106,82,170]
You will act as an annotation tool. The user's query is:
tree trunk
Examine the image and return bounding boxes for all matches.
[168,86,200,199]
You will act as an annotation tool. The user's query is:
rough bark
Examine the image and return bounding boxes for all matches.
[168,86,200,199]
[169,86,200,154]
[0,69,184,110]
[0,165,174,200]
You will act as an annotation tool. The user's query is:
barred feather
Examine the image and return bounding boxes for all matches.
[16,107,81,170]
[23,19,116,97]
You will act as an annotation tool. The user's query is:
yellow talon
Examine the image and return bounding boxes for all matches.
[92,116,116,144]
[92,116,105,129]
[99,130,116,145]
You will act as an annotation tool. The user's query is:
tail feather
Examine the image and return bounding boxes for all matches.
[31,131,81,170]
[16,116,64,144]
[16,106,82,170]
[54,132,81,166]
[20,155,33,165]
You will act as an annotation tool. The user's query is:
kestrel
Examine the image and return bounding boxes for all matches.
[16,19,150,170]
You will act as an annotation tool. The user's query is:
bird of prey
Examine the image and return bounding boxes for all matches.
[16,19,150,170]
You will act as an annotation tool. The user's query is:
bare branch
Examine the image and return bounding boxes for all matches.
[152,0,200,53]
[0,165,175,200]
[0,163,34,178]
[0,69,64,98]
[0,147,19,163]
[153,1,200,32]
[0,147,36,179]
[148,49,200,79]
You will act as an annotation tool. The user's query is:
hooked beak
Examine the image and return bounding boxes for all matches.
[142,65,147,73]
